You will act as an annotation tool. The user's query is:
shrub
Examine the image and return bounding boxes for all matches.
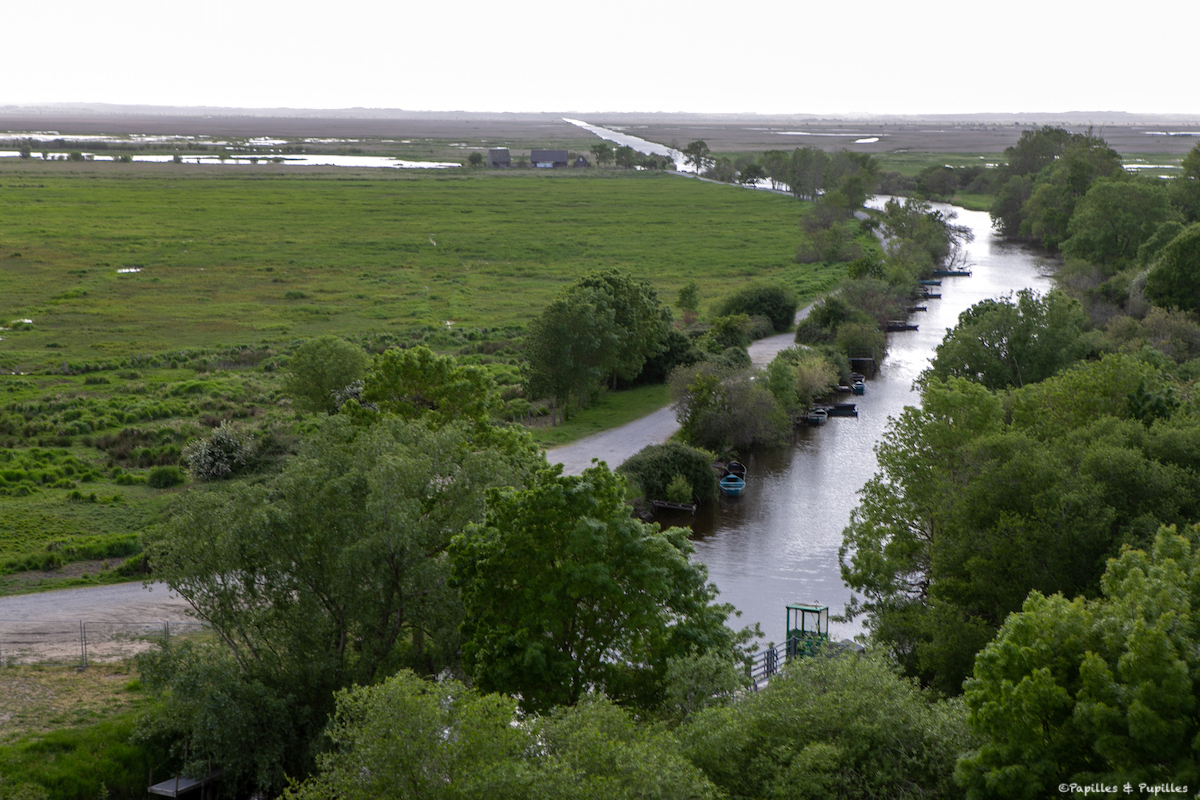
[147,466,186,488]
[619,441,718,505]
[182,422,253,481]
[715,284,798,332]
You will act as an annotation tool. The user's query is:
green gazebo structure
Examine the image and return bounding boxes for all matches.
[785,602,829,658]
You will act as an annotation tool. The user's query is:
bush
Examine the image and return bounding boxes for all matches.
[181,422,253,481]
[619,441,718,505]
[715,284,798,332]
[147,466,186,488]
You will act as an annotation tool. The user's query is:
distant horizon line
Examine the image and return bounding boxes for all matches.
[3,102,1200,124]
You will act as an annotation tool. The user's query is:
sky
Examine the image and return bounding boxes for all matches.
[5,0,1198,116]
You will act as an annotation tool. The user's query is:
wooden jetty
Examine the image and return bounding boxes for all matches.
[886,320,918,332]
[649,499,697,514]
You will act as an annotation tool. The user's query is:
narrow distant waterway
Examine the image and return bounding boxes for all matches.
[677,201,1053,642]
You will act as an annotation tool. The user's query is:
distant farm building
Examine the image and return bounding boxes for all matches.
[573,156,589,168]
[531,149,568,168]
[487,148,511,168]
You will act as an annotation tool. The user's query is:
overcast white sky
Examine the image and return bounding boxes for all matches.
[5,0,1198,116]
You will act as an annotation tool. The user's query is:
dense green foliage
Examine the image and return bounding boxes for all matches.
[925,289,1090,390]
[452,463,748,713]
[713,283,798,332]
[141,416,542,795]
[523,270,673,421]
[959,526,1200,796]
[284,672,721,800]
[1144,222,1200,313]
[842,352,1200,694]
[683,653,972,799]
[668,361,790,453]
[282,335,371,414]
[618,441,718,505]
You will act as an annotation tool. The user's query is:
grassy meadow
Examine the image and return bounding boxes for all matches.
[0,162,856,582]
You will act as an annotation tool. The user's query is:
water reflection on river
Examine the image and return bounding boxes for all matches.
[671,202,1054,643]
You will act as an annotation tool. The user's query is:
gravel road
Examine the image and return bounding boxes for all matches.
[0,582,194,624]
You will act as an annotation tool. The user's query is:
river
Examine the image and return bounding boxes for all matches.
[671,200,1054,643]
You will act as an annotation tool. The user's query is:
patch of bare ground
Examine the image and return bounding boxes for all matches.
[0,663,144,743]
[0,558,130,596]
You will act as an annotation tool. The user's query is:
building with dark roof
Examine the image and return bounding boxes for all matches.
[487,148,511,168]
[530,149,568,168]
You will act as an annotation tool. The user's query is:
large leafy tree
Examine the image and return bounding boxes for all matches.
[360,344,498,426]
[284,671,721,800]
[451,463,750,713]
[523,270,672,419]
[1061,177,1177,270]
[282,335,371,414]
[842,358,1200,693]
[681,654,972,800]
[925,289,1089,390]
[958,526,1200,797]
[1144,223,1200,313]
[141,417,543,795]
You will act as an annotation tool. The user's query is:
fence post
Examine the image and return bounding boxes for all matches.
[79,620,88,669]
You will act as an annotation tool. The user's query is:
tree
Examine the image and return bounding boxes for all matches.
[737,162,766,186]
[677,280,701,318]
[141,416,543,795]
[467,152,484,167]
[958,526,1200,796]
[285,673,721,800]
[614,145,637,169]
[451,463,749,713]
[787,146,829,200]
[1061,177,1176,270]
[681,653,972,800]
[1168,142,1200,222]
[589,142,613,166]
[618,441,718,505]
[714,283,798,332]
[926,289,1089,390]
[359,345,497,427]
[1144,223,1200,313]
[574,269,673,385]
[282,335,371,414]
[523,287,617,423]
[682,140,712,173]
[669,362,789,452]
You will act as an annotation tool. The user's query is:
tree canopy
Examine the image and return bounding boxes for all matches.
[925,289,1090,390]
[959,526,1200,796]
[1144,223,1200,313]
[141,416,543,795]
[282,335,371,414]
[451,463,749,713]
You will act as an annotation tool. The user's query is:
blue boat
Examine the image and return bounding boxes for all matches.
[806,408,828,426]
[718,474,746,497]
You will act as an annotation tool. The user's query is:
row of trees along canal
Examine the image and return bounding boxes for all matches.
[64,131,1200,798]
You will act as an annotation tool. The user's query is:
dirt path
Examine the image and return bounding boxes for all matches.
[0,582,197,664]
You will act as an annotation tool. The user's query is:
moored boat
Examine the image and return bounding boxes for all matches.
[718,474,746,497]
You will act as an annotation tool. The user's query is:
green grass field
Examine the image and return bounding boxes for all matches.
[0,163,853,577]
[0,164,844,367]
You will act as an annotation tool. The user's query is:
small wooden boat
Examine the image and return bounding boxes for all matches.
[806,408,828,426]
[725,461,747,480]
[718,474,746,496]
[817,402,858,417]
[852,379,866,396]
[918,279,942,286]
[920,291,942,299]
[932,268,972,277]
[907,305,927,313]
[886,320,918,332]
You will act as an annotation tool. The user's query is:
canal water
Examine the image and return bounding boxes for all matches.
[672,201,1055,643]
